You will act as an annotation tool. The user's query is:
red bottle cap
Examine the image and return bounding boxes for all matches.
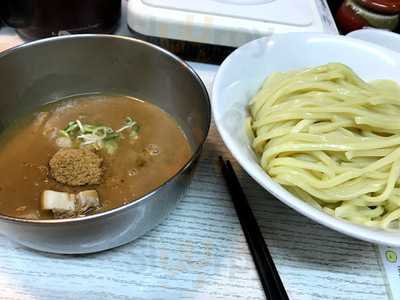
[355,0,400,14]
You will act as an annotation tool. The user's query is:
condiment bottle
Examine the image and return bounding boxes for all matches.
[336,0,400,34]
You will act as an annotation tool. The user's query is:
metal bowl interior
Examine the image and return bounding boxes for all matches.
[0,35,210,253]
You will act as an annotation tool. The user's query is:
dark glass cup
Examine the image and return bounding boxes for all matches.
[1,0,121,40]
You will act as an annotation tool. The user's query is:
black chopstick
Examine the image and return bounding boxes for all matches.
[219,157,289,300]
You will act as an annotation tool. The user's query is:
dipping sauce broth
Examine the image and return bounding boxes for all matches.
[0,94,192,219]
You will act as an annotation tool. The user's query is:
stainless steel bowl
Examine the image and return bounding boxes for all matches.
[0,35,210,254]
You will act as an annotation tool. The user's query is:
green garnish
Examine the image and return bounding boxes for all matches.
[59,117,140,154]
[103,140,118,155]
[116,117,139,133]
[58,130,70,138]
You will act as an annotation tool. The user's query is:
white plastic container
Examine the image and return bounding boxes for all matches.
[128,0,338,48]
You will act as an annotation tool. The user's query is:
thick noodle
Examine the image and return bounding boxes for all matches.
[248,63,400,230]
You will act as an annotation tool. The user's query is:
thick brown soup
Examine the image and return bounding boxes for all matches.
[0,94,192,219]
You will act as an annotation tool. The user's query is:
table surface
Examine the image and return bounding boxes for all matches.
[0,8,390,300]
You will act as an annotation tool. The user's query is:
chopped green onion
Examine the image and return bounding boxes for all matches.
[58,116,140,154]
[76,120,84,132]
[104,140,118,154]
[82,124,97,133]
[58,130,70,138]
[116,117,138,133]
[64,121,79,133]
[104,132,120,141]
[133,124,140,132]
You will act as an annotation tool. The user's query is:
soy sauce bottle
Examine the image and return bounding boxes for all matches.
[1,0,121,40]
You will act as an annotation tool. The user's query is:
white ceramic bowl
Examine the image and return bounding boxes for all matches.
[348,28,400,54]
[212,32,400,246]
